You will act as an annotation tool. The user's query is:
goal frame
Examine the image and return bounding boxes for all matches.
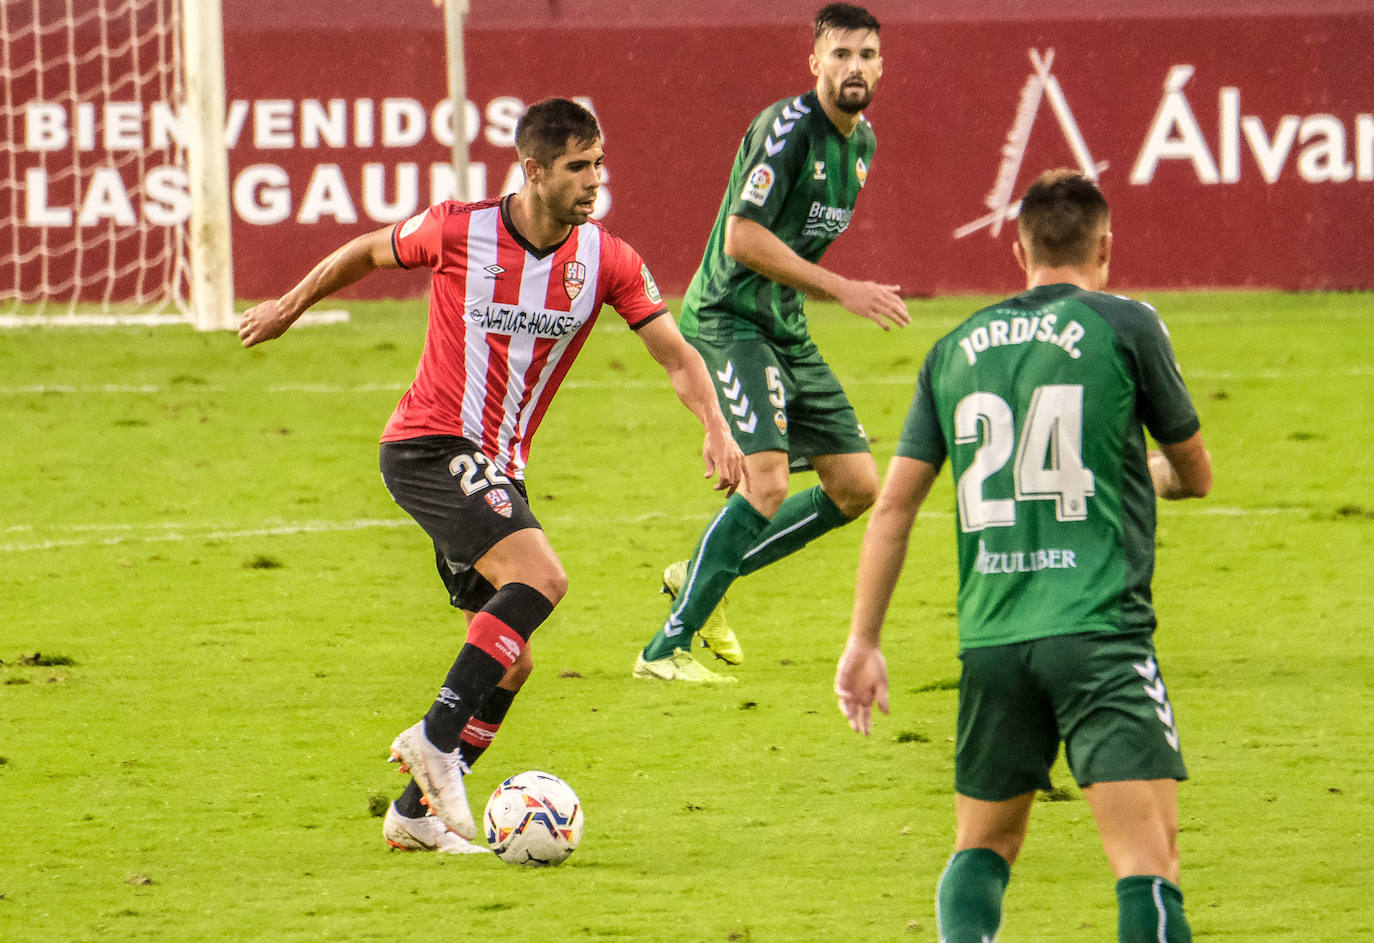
[181,0,233,331]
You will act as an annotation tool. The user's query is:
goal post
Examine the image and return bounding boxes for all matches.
[443,0,471,202]
[0,0,232,329]
[181,0,234,331]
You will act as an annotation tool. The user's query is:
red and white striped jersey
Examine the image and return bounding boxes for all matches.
[381,196,667,478]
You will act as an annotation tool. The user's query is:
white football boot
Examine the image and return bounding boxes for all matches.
[383,802,491,855]
[388,721,477,839]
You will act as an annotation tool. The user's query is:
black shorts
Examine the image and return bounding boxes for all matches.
[379,435,541,611]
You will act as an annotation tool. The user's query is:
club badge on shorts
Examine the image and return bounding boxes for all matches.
[563,261,587,301]
[485,488,513,518]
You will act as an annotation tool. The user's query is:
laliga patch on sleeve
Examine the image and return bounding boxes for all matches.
[398,211,426,240]
[640,263,663,304]
[740,163,776,207]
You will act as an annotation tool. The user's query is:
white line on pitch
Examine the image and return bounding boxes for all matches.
[0,518,411,553]
[0,506,1311,555]
[0,366,1369,397]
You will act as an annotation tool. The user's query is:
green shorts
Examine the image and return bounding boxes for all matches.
[954,630,1187,801]
[687,336,869,463]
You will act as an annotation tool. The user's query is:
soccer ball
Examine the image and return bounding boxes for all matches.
[483,770,584,866]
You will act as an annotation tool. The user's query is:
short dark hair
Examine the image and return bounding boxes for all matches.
[515,98,600,167]
[814,3,880,40]
[1017,170,1111,267]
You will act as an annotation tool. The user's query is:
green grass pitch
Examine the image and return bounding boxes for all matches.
[1,291,1370,941]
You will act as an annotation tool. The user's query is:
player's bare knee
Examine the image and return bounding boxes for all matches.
[825,471,878,518]
[833,481,877,518]
[522,566,567,607]
[818,456,879,518]
[744,475,789,518]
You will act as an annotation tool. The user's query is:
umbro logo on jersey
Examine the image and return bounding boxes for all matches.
[563,261,586,301]
[484,264,505,278]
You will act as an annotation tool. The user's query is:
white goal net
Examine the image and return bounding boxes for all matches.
[0,0,231,327]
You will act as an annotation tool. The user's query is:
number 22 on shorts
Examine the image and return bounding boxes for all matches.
[448,451,511,496]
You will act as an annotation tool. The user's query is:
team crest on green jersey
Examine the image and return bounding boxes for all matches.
[856,156,868,187]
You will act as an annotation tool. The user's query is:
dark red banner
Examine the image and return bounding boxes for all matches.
[16,1,1373,300]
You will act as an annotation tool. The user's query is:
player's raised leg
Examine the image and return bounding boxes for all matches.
[392,528,564,838]
[737,450,876,576]
[660,558,743,665]
[388,641,532,852]
[638,449,786,677]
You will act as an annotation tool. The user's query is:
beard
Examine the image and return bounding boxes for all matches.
[833,80,874,115]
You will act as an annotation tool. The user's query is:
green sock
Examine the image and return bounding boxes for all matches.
[642,494,769,661]
[738,485,852,576]
[1117,875,1191,943]
[936,848,1011,943]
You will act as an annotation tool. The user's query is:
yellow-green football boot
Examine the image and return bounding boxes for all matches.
[661,560,743,665]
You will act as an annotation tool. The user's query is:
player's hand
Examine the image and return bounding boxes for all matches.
[703,422,747,496]
[835,279,910,331]
[238,299,297,348]
[834,637,890,735]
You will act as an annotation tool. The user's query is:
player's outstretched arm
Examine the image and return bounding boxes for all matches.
[836,456,939,735]
[635,315,747,496]
[1149,431,1212,500]
[239,227,398,348]
[723,215,910,330]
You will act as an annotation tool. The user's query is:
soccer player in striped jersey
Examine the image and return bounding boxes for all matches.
[634,3,910,682]
[835,171,1212,941]
[240,98,744,853]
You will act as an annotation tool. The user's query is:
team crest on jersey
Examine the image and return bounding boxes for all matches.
[855,157,868,187]
[741,162,776,207]
[484,488,513,518]
[813,161,827,180]
[563,261,587,300]
[773,410,788,434]
[640,264,662,304]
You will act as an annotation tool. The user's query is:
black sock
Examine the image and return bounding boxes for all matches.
[421,582,553,753]
[422,645,507,753]
[395,780,427,818]
[458,685,519,767]
[398,685,521,817]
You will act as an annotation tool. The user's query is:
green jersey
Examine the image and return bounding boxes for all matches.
[896,284,1200,649]
[678,89,876,353]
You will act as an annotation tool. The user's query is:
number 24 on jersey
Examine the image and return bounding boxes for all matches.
[954,384,1096,533]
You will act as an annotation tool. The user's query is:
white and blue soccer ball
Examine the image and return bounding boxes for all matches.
[483,770,584,866]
